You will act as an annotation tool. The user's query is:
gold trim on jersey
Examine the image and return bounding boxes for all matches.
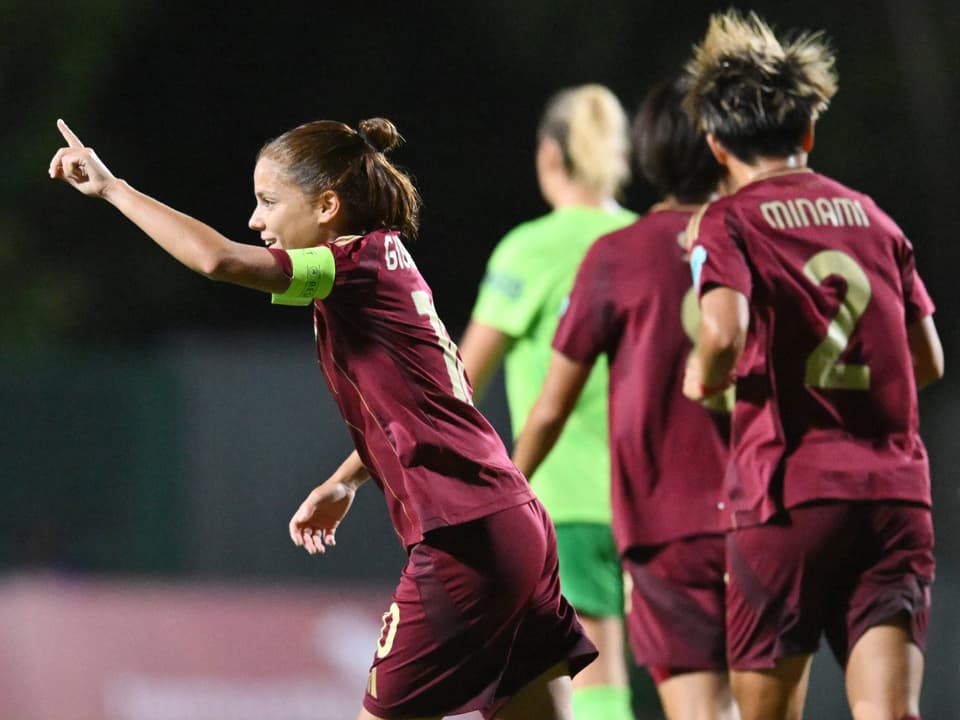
[684,203,711,249]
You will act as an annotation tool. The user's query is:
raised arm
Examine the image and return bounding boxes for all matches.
[49,119,290,295]
[512,351,592,479]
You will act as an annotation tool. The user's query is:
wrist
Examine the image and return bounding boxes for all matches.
[100,177,126,203]
[699,377,731,398]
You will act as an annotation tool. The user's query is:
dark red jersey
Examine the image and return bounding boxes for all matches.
[553,209,729,549]
[298,230,534,547]
[690,169,935,528]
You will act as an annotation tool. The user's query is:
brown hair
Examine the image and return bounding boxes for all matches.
[537,84,631,198]
[683,10,838,162]
[258,118,421,238]
[633,76,722,203]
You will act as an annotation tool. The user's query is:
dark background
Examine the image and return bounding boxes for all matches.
[2,1,958,715]
[7,1,957,351]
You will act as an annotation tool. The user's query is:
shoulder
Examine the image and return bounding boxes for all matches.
[686,198,734,247]
[493,212,558,249]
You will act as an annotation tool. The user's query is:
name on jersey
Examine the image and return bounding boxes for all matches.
[384,234,416,270]
[760,197,870,230]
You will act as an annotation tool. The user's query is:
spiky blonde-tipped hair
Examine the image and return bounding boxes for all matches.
[684,10,838,161]
[538,84,631,198]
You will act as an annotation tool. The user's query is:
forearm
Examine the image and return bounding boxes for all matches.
[697,287,749,390]
[512,409,566,479]
[323,450,370,492]
[102,179,288,293]
[511,352,589,479]
[908,315,944,390]
[697,336,740,390]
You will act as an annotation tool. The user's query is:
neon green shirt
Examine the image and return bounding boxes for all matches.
[471,205,637,524]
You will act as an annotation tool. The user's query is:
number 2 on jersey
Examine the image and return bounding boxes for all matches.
[411,290,473,403]
[803,250,872,390]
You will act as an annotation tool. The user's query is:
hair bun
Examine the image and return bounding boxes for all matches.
[358,118,402,153]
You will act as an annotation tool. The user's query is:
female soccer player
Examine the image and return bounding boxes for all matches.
[682,11,943,720]
[458,84,636,720]
[49,117,597,720]
[511,77,737,720]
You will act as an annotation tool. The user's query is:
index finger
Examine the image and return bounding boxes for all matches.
[57,119,84,148]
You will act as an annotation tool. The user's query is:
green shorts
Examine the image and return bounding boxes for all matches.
[554,522,624,618]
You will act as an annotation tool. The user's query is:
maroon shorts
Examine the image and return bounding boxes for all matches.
[622,534,727,683]
[726,500,934,671]
[362,499,597,720]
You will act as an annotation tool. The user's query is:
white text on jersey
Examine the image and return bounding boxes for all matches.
[760,197,870,230]
[384,234,416,271]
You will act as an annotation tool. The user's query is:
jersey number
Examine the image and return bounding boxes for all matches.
[411,290,473,403]
[803,250,872,390]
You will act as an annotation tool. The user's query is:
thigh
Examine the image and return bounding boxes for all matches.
[725,503,856,671]
[491,502,598,717]
[826,502,934,666]
[554,522,624,618]
[623,534,727,675]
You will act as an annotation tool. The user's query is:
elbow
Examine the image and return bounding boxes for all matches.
[196,250,237,282]
[916,353,944,391]
[701,322,745,364]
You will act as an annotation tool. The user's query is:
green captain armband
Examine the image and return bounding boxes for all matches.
[271,246,336,306]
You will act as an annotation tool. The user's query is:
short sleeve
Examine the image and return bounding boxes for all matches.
[897,234,935,323]
[552,240,614,365]
[470,229,552,338]
[688,202,752,300]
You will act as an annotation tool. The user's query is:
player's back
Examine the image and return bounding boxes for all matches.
[692,169,933,521]
[555,208,729,548]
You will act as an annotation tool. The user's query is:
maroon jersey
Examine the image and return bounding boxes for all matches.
[690,169,935,528]
[289,230,534,548]
[553,209,729,549]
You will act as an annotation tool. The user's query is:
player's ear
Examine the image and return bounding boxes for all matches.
[314,190,341,224]
[536,137,564,174]
[801,119,816,153]
[705,133,729,167]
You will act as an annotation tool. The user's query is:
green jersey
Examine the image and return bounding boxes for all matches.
[471,205,637,523]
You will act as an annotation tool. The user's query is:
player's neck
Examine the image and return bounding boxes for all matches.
[651,195,711,213]
[728,153,809,192]
[548,182,613,211]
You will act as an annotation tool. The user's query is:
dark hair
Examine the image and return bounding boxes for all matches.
[633,76,722,203]
[258,117,421,238]
[683,10,838,162]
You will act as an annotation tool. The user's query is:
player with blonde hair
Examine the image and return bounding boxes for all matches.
[683,11,943,720]
[460,84,637,720]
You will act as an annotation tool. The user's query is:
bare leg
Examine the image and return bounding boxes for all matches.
[845,620,924,720]
[657,670,739,720]
[730,654,812,720]
[495,661,574,720]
